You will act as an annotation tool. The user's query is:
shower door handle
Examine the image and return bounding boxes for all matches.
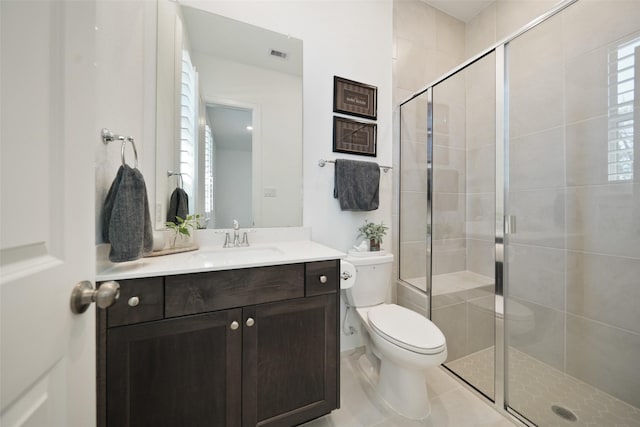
[505,215,516,235]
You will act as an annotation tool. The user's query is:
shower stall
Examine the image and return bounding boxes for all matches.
[398,0,640,425]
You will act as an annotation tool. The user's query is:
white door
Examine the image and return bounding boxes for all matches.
[1,1,97,426]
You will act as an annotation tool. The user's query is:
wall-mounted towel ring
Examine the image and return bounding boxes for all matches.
[101,128,139,168]
[167,171,184,189]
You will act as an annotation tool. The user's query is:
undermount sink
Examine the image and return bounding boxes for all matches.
[192,245,285,264]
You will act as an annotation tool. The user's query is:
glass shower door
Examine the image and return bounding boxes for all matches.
[430,51,496,400]
[505,1,640,424]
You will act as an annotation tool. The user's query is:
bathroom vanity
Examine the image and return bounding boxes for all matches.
[96,236,344,427]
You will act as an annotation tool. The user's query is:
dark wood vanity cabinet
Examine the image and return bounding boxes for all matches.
[98,260,339,427]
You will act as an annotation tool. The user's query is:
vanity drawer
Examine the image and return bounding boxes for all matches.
[305,260,339,297]
[106,277,164,328]
[164,264,305,317]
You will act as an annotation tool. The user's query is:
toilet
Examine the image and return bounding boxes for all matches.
[341,253,447,420]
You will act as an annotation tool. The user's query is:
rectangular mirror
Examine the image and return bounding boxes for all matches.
[155,1,303,230]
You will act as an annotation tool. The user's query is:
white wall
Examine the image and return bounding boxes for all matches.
[215,147,252,228]
[95,0,156,243]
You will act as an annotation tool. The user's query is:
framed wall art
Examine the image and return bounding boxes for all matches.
[333,116,377,157]
[333,76,377,120]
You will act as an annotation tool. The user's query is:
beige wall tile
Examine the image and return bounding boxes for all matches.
[435,10,465,60]
[466,192,494,240]
[467,145,495,193]
[433,302,468,362]
[495,0,558,41]
[508,188,565,249]
[567,251,640,334]
[434,146,465,193]
[563,0,640,61]
[394,0,436,50]
[399,240,428,280]
[400,190,428,240]
[565,116,611,187]
[465,3,496,59]
[433,193,466,240]
[507,297,565,371]
[566,183,640,258]
[508,243,565,311]
[433,239,467,275]
[567,313,640,408]
[468,295,496,353]
[565,45,609,124]
[510,127,565,191]
[466,238,494,278]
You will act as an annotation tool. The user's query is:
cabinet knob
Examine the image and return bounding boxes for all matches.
[246,318,255,327]
[230,321,239,330]
[319,275,328,284]
[128,296,140,307]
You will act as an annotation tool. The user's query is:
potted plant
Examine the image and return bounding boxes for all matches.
[165,214,201,249]
[357,220,388,251]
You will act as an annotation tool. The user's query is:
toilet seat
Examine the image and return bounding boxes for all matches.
[367,304,446,355]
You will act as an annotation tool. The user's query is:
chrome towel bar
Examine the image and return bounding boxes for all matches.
[318,158,392,173]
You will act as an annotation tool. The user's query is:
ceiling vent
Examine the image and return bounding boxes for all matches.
[269,49,288,60]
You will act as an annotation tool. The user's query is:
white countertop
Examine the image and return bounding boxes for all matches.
[96,238,346,282]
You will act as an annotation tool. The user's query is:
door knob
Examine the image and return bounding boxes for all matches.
[319,275,328,284]
[70,280,120,314]
[246,317,255,327]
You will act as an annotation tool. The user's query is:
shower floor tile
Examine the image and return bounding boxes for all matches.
[446,347,640,426]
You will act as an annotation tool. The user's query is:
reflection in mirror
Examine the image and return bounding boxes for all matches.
[155,1,303,230]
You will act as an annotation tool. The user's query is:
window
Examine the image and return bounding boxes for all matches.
[204,123,215,226]
[180,49,197,207]
[608,36,639,182]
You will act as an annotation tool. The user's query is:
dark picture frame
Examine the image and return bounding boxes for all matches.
[333,116,377,157]
[333,76,377,120]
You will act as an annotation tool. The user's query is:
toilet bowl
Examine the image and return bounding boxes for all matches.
[341,253,447,419]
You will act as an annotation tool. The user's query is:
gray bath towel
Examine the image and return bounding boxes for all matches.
[166,187,189,224]
[103,165,153,262]
[333,159,380,211]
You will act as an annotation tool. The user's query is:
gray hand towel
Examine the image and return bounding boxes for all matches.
[103,165,153,262]
[333,159,380,211]
[166,187,189,224]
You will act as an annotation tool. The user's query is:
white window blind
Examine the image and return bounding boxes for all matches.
[180,49,197,207]
[204,123,215,226]
[608,37,638,182]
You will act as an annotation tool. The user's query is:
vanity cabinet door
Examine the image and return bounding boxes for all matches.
[106,309,243,427]
[242,294,338,427]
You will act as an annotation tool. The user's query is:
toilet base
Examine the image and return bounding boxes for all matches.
[377,358,431,420]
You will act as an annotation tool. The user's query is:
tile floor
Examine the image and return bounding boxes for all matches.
[301,348,516,427]
[448,347,640,427]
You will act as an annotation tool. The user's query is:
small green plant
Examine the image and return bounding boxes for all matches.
[357,220,388,251]
[165,214,201,248]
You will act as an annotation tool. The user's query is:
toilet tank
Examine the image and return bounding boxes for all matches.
[344,253,394,307]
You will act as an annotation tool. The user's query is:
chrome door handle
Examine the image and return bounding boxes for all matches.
[70,280,120,314]
[319,275,328,284]
[230,321,240,330]
[246,318,255,327]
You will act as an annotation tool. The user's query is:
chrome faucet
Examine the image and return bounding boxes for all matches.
[232,220,240,247]
[222,219,250,248]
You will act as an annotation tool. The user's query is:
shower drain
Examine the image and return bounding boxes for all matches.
[551,405,578,422]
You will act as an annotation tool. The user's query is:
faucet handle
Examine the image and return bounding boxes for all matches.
[233,219,239,230]
[223,232,232,248]
[240,232,250,247]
